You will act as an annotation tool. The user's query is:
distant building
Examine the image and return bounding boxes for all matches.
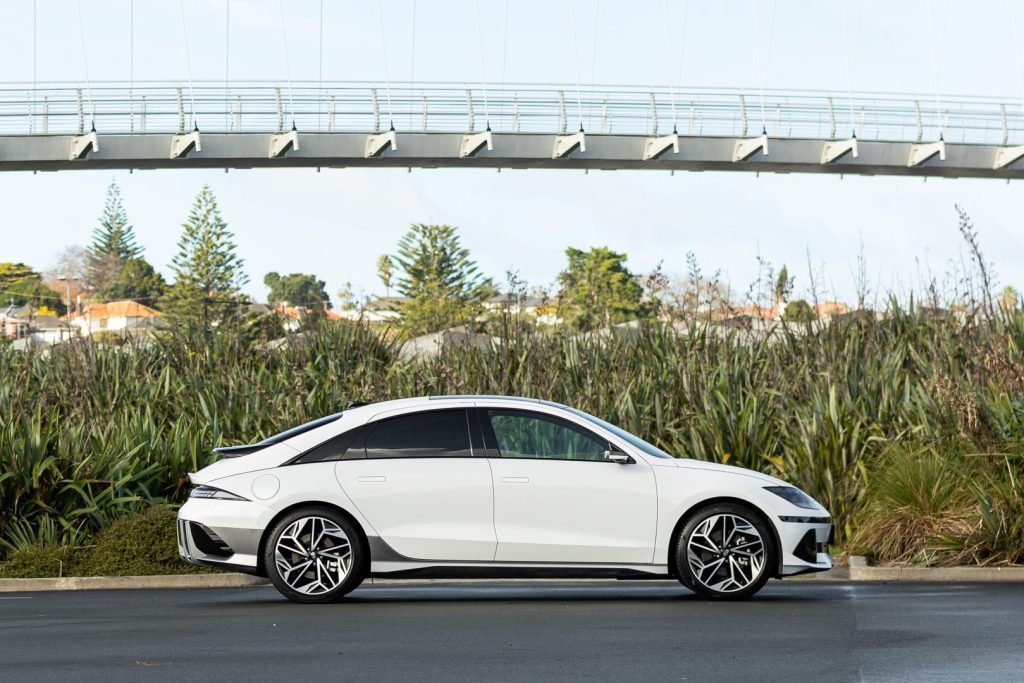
[70,300,162,336]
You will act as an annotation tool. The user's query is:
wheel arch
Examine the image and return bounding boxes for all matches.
[256,501,371,578]
[667,496,783,579]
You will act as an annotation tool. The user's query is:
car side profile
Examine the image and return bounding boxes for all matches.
[178,396,832,603]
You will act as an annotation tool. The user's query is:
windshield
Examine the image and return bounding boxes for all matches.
[557,404,674,459]
[256,412,344,447]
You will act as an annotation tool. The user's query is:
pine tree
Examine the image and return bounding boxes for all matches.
[557,246,644,331]
[162,185,248,323]
[85,181,143,293]
[392,224,494,336]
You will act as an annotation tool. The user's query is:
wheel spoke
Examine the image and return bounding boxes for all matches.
[686,513,766,594]
[275,516,353,596]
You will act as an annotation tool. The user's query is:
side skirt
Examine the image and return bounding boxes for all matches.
[369,563,671,580]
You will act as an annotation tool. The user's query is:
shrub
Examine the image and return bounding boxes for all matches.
[74,507,213,576]
[0,543,79,578]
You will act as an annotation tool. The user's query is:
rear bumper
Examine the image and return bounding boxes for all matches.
[177,499,264,576]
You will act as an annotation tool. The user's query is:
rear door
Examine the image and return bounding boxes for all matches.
[482,408,658,564]
[335,408,496,561]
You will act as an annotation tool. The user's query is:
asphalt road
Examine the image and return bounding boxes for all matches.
[3,580,1023,682]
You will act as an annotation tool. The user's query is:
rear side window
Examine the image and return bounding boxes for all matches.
[292,425,366,464]
[364,409,473,459]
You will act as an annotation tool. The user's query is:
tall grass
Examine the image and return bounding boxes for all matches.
[2,308,1023,563]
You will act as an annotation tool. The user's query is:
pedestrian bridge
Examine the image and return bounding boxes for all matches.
[2,81,1023,179]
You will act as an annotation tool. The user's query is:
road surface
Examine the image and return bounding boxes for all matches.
[2,580,1022,681]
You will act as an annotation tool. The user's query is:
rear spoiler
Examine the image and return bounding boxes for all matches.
[212,444,267,458]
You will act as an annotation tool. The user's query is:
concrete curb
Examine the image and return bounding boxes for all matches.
[0,573,269,593]
[847,555,1024,582]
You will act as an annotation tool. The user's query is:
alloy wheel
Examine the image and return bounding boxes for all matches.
[273,515,353,596]
[686,513,766,593]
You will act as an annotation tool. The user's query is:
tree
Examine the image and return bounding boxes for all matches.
[774,265,792,308]
[782,299,815,323]
[86,181,143,292]
[45,246,90,315]
[376,255,394,298]
[264,272,331,310]
[557,246,644,331]
[391,224,494,336]
[162,185,248,323]
[99,258,167,304]
[0,262,37,293]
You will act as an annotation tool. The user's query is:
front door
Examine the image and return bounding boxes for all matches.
[483,408,658,564]
[335,408,496,561]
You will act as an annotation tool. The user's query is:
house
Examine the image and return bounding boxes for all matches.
[27,315,75,344]
[0,313,30,339]
[483,294,562,326]
[70,300,162,336]
[335,296,408,323]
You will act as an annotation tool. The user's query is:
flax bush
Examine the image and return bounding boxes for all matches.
[2,308,1023,569]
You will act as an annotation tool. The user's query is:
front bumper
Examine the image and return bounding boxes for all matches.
[776,517,833,576]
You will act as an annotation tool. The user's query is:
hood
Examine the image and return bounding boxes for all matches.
[674,458,788,486]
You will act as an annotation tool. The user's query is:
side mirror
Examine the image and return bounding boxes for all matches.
[604,450,633,464]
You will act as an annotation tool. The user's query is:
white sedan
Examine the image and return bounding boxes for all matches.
[178,395,832,603]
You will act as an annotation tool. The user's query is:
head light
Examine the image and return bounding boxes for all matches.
[190,485,248,501]
[764,486,820,510]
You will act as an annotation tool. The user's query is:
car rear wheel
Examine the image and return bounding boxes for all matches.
[264,507,366,604]
[674,503,774,600]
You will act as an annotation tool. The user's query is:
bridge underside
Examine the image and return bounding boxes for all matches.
[2,132,1023,179]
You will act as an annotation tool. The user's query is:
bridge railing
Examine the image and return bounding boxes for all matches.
[1,81,1021,145]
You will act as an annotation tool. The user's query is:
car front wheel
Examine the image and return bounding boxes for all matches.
[264,507,366,604]
[675,503,774,600]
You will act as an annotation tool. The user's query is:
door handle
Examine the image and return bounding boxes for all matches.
[356,475,387,482]
[500,476,530,484]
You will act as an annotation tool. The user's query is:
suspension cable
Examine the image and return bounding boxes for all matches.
[1013,0,1024,120]
[318,0,325,130]
[75,0,95,127]
[178,0,197,129]
[226,0,231,131]
[568,0,584,131]
[32,0,36,133]
[474,0,491,129]
[926,0,951,140]
[676,0,690,89]
[377,0,395,130]
[409,0,416,129]
[587,0,600,131]
[839,0,864,137]
[278,0,296,129]
[752,0,776,134]
[130,0,134,131]
[499,0,510,130]
[663,0,677,133]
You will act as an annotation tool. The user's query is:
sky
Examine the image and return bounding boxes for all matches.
[1,0,1024,306]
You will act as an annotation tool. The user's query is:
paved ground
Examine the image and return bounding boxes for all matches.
[2,580,1023,682]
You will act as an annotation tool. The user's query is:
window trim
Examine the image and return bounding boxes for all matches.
[480,407,623,463]
[361,408,478,461]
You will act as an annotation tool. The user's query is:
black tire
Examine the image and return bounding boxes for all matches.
[674,502,775,600]
[263,506,367,604]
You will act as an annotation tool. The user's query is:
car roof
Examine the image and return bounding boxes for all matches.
[343,394,569,413]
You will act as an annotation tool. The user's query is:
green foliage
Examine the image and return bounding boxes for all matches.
[377,254,395,297]
[264,272,331,310]
[86,181,143,293]
[2,277,65,314]
[95,258,167,304]
[392,224,494,336]
[782,299,815,323]
[76,507,212,576]
[0,262,38,293]
[162,185,248,323]
[0,543,80,578]
[557,247,644,331]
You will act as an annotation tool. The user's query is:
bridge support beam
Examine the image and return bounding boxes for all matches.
[821,137,858,164]
[993,145,1024,170]
[552,132,585,159]
[170,130,201,159]
[733,134,768,162]
[643,133,679,161]
[269,130,299,158]
[69,131,98,160]
[908,140,945,167]
[460,131,493,158]
[365,130,397,157]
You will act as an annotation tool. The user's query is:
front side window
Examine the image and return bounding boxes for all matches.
[364,409,473,459]
[486,410,608,461]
